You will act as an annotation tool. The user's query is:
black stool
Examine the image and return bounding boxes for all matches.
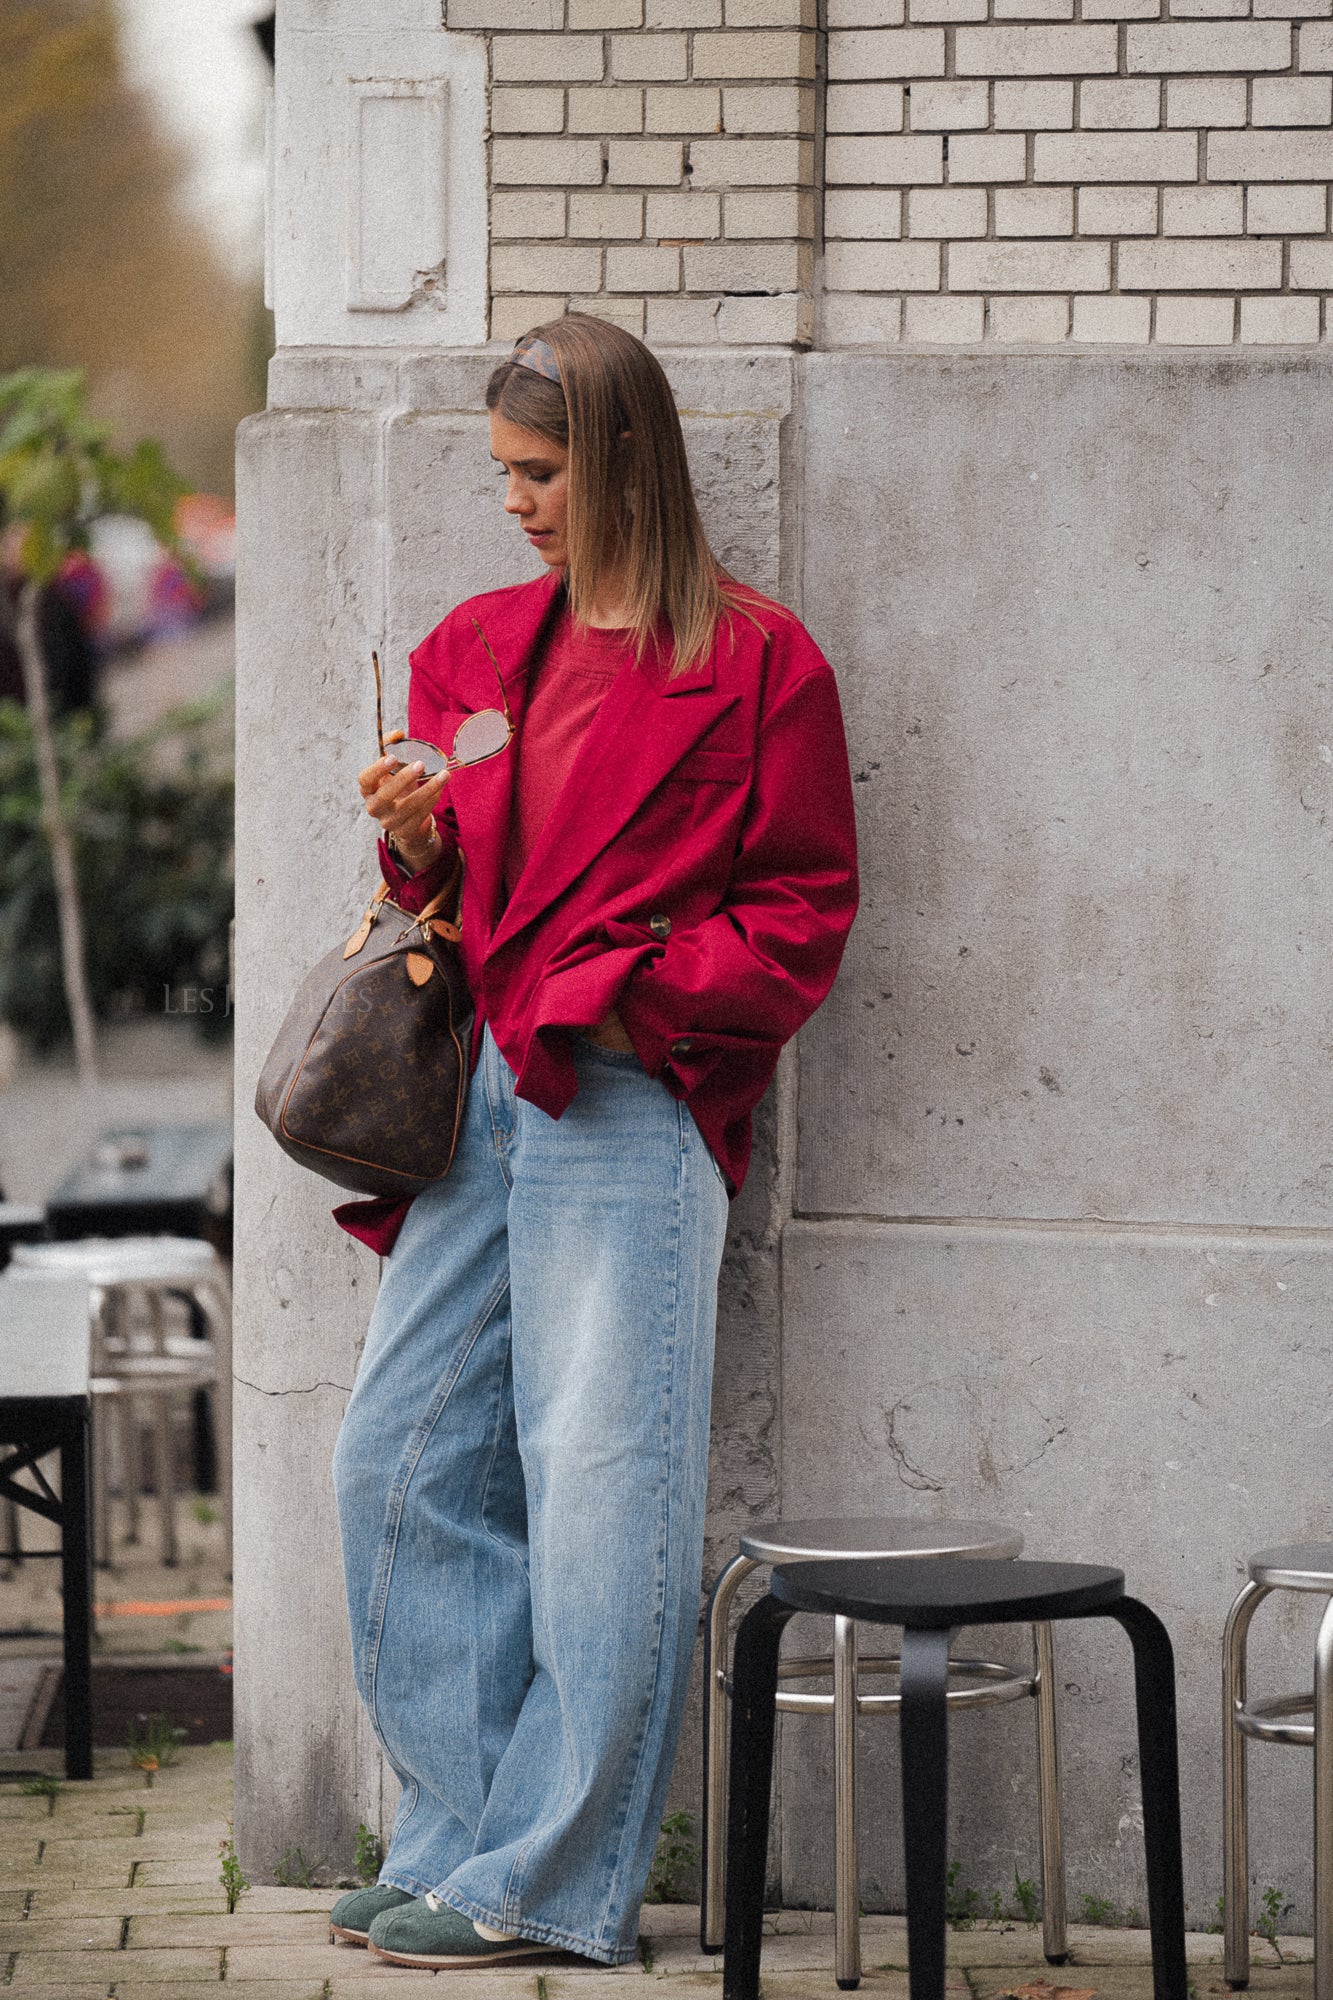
[723,1557,1187,2000]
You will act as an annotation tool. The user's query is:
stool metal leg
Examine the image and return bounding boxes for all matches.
[1315,1593,1333,2000]
[1033,1621,1068,1963]
[1108,1597,1187,2000]
[834,1613,861,1990]
[723,1593,797,2000]
[702,1553,760,1954]
[1222,1579,1268,1990]
[153,1392,179,1567]
[900,1625,952,2000]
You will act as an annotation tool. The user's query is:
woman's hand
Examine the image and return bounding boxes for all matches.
[358,732,449,873]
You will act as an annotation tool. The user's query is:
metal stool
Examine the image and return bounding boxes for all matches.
[1223,1542,1333,2000]
[723,1557,1187,2000]
[12,1237,232,1570]
[702,1518,1068,1987]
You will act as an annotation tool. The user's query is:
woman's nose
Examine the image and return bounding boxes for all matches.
[504,478,531,517]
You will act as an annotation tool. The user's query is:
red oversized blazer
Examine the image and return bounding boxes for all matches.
[334,568,859,1254]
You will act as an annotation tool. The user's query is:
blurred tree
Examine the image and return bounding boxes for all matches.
[0,366,191,1080]
[0,0,264,495]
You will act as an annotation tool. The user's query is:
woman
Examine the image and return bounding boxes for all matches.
[329,315,858,1973]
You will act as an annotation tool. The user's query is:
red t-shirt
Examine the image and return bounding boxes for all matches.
[503,609,634,899]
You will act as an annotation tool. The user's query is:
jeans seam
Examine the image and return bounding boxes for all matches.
[362,1265,513,1750]
[485,1028,515,1188]
[587,1102,684,1952]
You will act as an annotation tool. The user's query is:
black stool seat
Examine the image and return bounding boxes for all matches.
[772,1557,1126,1627]
[723,1556,1187,2000]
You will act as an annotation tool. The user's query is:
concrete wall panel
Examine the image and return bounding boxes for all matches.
[233,412,395,1877]
[797,352,1333,1227]
[778,1216,1332,1923]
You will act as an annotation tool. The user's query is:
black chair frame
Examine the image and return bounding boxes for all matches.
[723,1580,1187,2000]
[0,1396,93,1780]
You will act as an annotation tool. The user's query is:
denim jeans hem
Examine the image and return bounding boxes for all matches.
[436,1889,640,1966]
[379,1872,436,1899]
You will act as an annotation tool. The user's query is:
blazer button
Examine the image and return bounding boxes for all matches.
[670,1037,693,1058]
[649,913,672,941]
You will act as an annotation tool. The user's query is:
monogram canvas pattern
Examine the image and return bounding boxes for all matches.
[256,909,472,1198]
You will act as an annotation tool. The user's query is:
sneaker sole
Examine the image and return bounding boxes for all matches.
[329,1923,370,1946]
[367,1938,554,1969]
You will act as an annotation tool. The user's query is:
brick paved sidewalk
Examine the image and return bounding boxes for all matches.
[0,1745,1315,1998]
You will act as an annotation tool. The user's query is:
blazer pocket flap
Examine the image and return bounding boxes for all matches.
[667,747,749,785]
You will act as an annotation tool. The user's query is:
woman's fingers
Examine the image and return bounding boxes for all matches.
[363,764,448,832]
[356,734,418,797]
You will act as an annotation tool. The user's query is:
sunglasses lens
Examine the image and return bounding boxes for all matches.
[383,737,444,777]
[454,710,510,765]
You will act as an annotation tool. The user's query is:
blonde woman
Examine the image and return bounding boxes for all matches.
[329,316,858,1971]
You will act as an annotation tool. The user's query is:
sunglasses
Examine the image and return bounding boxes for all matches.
[373,619,515,778]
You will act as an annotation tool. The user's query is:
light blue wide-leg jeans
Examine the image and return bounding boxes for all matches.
[332,1025,728,1964]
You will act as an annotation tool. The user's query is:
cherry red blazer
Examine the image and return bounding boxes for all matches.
[334,568,858,1254]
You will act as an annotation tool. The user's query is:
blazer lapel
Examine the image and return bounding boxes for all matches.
[445,573,564,935]
[490,624,736,953]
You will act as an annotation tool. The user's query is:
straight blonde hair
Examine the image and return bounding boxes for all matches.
[485,313,763,676]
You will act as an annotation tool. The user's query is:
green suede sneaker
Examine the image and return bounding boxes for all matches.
[329,1883,415,1945]
[367,1893,552,1968]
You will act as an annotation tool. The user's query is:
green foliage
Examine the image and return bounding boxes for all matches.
[191,1499,219,1526]
[1011,1871,1041,1927]
[0,694,233,1049]
[1255,1885,1292,1958]
[19,1774,60,1815]
[945,1860,983,1932]
[0,368,187,585]
[643,1808,699,1905]
[354,1822,383,1888]
[127,1712,186,1786]
[1078,1893,1118,1926]
[219,1832,248,1914]
[273,1846,325,1889]
[1207,1894,1225,1935]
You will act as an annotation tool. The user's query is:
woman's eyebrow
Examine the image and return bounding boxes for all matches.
[490,454,558,471]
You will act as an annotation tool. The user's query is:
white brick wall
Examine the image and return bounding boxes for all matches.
[453,0,1333,346]
[821,0,1333,343]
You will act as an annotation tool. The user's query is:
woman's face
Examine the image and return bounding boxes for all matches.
[490,412,569,570]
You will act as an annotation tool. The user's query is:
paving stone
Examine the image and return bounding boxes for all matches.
[6,1944,222,1984]
[130,1908,349,1946]
[0,1915,122,1950]
[545,1973,652,1995]
[26,1884,227,1916]
[327,1978,536,1999]
[763,1976,909,1998]
[132,1986,328,2000]
[132,1854,233,1885]
[327,1972,544,1995]
[238,1884,340,1913]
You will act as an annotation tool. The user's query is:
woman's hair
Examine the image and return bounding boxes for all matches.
[485,313,753,676]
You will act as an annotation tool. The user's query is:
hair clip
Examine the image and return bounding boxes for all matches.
[510,333,562,384]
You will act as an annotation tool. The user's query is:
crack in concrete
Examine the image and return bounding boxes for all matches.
[884,1399,944,1492]
[233,1374,353,1399]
